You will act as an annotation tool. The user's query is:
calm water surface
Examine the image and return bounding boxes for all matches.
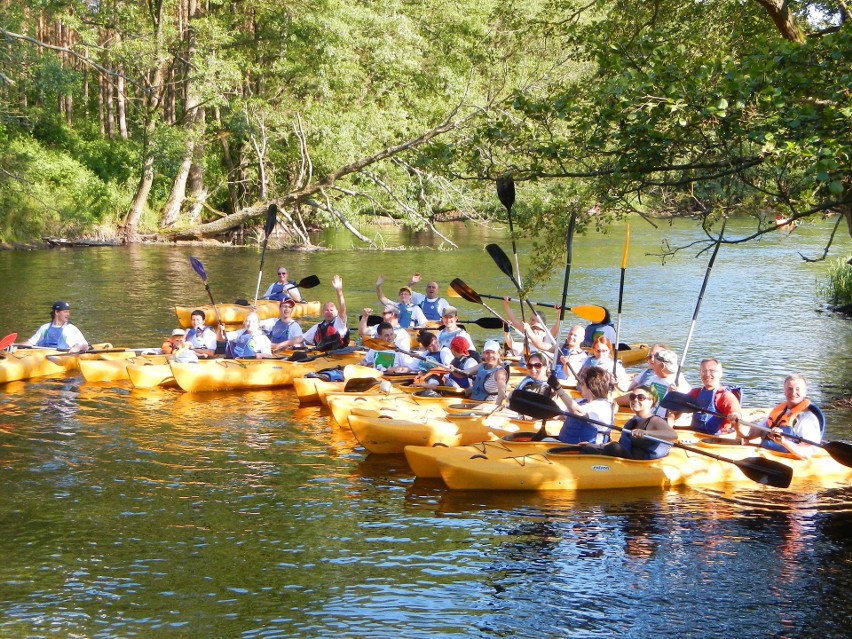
[0,218,850,638]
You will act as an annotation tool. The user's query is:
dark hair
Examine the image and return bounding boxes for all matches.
[191,309,206,320]
[418,330,437,348]
[580,366,610,399]
[377,321,394,334]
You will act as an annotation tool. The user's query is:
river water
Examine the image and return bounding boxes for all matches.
[0,217,850,638]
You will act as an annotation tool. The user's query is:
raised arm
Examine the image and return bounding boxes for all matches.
[375,275,394,306]
[332,275,346,321]
[358,308,373,337]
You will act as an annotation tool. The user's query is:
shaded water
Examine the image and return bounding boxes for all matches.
[0,218,850,638]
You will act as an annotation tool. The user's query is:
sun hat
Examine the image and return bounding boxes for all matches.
[399,286,412,294]
[654,349,678,374]
[482,339,501,353]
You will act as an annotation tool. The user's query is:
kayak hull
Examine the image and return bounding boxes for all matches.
[175,300,321,327]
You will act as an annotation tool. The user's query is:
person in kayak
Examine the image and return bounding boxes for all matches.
[374,276,428,329]
[595,384,677,459]
[261,266,302,302]
[406,273,450,321]
[186,310,218,358]
[552,366,615,445]
[680,358,741,435]
[303,275,348,349]
[221,312,272,359]
[267,298,304,352]
[731,373,824,459]
[24,300,89,353]
[556,324,589,385]
[466,340,509,404]
[359,322,413,372]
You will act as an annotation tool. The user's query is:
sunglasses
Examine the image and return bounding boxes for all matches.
[527,362,543,369]
[278,271,287,275]
[628,393,649,401]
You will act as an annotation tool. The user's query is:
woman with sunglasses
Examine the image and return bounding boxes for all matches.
[596,384,677,459]
[512,352,554,397]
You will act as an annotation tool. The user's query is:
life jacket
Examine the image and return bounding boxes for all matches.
[268,319,298,344]
[760,399,825,452]
[619,415,671,460]
[186,327,215,349]
[398,304,414,329]
[313,320,348,349]
[161,336,184,354]
[558,400,613,445]
[448,355,473,389]
[419,298,443,321]
[515,377,552,397]
[690,386,741,435]
[39,325,65,348]
[470,365,503,401]
[227,332,261,358]
[266,280,296,302]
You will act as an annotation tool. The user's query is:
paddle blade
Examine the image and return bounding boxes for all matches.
[450,278,482,305]
[189,256,207,281]
[297,274,321,289]
[569,305,607,323]
[823,441,852,469]
[508,389,564,421]
[658,391,702,414]
[264,204,278,237]
[736,456,793,488]
[0,333,18,350]
[288,350,309,362]
[361,336,390,351]
[496,174,515,211]
[485,243,515,281]
[446,285,461,298]
[471,317,505,330]
[366,315,383,327]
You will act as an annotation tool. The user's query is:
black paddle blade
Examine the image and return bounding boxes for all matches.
[496,174,515,211]
[288,350,309,362]
[485,243,515,280]
[824,441,852,468]
[366,315,383,327]
[659,391,702,414]
[450,278,482,305]
[471,317,504,330]
[508,389,564,421]
[264,204,278,237]
[297,274,321,289]
[736,456,793,488]
[189,256,207,281]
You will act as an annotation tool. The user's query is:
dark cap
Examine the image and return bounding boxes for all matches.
[52,301,71,311]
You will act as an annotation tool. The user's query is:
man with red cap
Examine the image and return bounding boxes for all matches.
[446,335,478,389]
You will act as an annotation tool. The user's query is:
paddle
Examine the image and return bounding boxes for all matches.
[496,173,523,288]
[0,333,18,351]
[262,274,321,299]
[449,278,511,326]
[553,210,577,376]
[190,256,231,351]
[447,285,606,324]
[47,347,158,359]
[613,223,629,376]
[486,243,537,318]
[362,336,474,378]
[675,219,726,385]
[366,314,504,330]
[509,389,794,488]
[659,391,852,469]
[252,204,278,307]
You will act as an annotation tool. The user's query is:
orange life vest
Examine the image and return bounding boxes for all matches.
[766,399,812,430]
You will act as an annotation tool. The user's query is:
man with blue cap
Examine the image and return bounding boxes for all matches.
[24,301,89,353]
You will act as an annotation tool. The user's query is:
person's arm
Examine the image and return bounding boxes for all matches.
[285,283,302,303]
[636,415,678,441]
[502,297,524,332]
[410,306,427,328]
[375,275,394,306]
[358,308,372,337]
[332,274,346,321]
[714,390,741,432]
[65,326,89,353]
[494,367,509,406]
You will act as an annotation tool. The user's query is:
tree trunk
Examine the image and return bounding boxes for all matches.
[753,0,807,43]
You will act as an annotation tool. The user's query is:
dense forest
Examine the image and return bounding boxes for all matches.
[0,1,849,264]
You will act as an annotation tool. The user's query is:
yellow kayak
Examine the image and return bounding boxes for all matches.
[0,342,113,383]
[170,359,293,392]
[80,354,168,382]
[327,392,439,427]
[127,360,178,388]
[174,300,322,327]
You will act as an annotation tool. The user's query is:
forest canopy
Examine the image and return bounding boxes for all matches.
[0,0,849,259]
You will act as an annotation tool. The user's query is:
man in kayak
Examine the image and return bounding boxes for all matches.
[681,358,741,435]
[24,300,89,353]
[556,324,589,385]
[261,266,302,302]
[303,274,348,349]
[374,275,427,329]
[358,306,411,351]
[267,298,304,352]
[186,310,218,358]
[358,322,413,372]
[406,273,450,321]
[731,373,824,459]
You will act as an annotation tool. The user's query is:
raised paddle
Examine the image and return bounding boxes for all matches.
[675,219,726,385]
[553,210,577,376]
[659,391,852,469]
[252,203,278,307]
[262,274,321,299]
[449,278,511,326]
[190,256,231,351]
[613,223,629,377]
[509,389,794,488]
[447,284,606,324]
[362,336,475,378]
[486,243,538,318]
[495,173,523,291]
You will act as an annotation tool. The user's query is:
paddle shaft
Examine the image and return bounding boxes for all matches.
[361,337,473,378]
[555,211,577,374]
[676,219,726,385]
[613,223,629,379]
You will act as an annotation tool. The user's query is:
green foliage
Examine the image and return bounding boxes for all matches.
[0,132,130,242]
[819,257,852,308]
